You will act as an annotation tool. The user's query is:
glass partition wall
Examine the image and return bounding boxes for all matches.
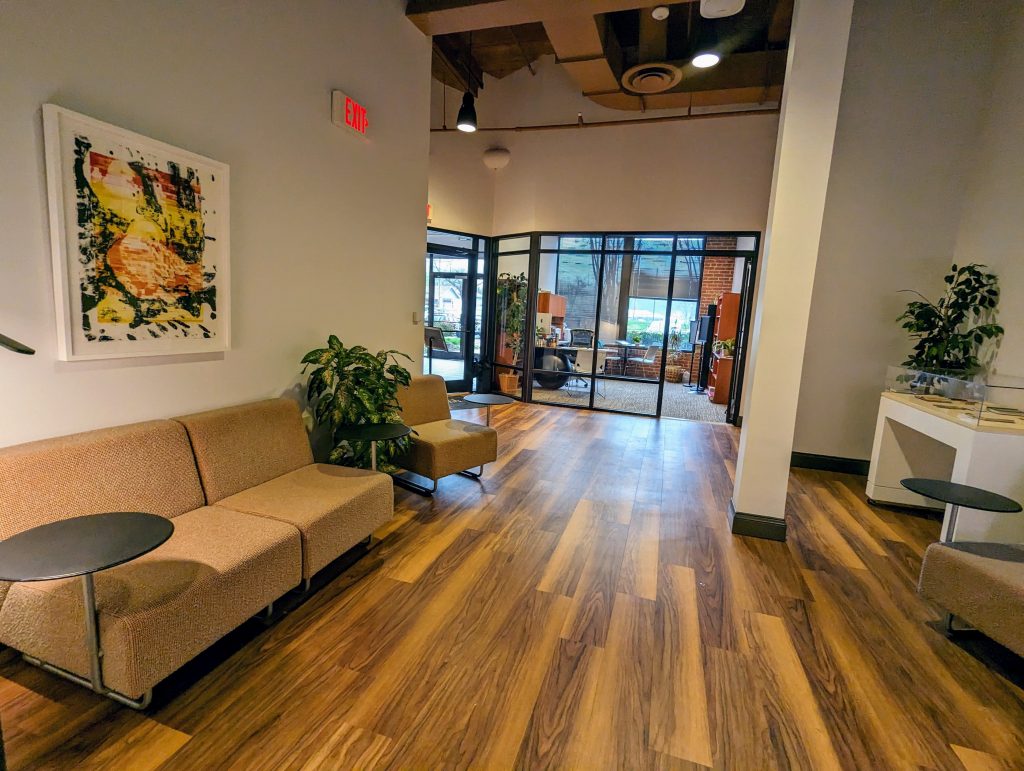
[486,232,759,422]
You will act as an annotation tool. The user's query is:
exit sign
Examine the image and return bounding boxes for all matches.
[331,90,369,137]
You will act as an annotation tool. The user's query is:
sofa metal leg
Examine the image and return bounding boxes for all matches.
[22,654,153,709]
[256,601,276,625]
[459,466,484,480]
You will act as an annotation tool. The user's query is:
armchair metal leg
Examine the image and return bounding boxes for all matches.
[392,473,437,496]
[943,612,973,635]
[459,465,485,480]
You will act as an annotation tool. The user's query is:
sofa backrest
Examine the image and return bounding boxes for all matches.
[175,398,313,503]
[0,420,205,541]
[397,374,452,427]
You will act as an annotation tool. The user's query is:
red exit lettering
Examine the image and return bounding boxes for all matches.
[345,97,368,135]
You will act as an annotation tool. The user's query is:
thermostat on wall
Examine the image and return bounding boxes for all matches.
[331,90,369,137]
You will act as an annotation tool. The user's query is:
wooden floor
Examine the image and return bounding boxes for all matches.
[2,403,1023,769]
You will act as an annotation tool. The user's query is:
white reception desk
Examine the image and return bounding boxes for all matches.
[867,392,1024,543]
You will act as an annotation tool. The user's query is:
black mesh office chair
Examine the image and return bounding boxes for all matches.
[569,328,594,347]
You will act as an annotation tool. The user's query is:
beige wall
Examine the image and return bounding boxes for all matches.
[793,0,1012,460]
[0,0,431,446]
[954,7,1024,381]
[428,56,778,236]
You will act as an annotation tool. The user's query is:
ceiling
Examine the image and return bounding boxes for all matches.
[409,0,793,112]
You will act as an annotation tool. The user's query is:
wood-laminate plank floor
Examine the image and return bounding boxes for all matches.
[2,403,1023,770]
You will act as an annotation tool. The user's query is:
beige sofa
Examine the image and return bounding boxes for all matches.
[919,541,1024,655]
[395,375,497,493]
[0,398,392,704]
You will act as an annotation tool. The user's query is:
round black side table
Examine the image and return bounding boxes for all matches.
[900,478,1022,542]
[463,393,515,426]
[0,512,173,708]
[335,423,412,471]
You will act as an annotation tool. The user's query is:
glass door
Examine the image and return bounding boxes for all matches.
[424,228,487,393]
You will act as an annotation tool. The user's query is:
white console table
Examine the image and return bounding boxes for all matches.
[867,392,1024,543]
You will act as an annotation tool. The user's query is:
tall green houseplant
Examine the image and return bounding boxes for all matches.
[897,263,1003,374]
[496,271,528,365]
[301,336,412,469]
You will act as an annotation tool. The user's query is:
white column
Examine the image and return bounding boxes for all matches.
[731,0,855,538]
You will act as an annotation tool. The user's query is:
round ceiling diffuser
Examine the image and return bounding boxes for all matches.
[621,62,683,94]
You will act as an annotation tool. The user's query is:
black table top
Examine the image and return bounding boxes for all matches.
[900,478,1023,513]
[334,422,412,442]
[0,512,173,582]
[463,393,516,406]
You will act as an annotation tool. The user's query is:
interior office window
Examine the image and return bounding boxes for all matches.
[554,252,601,331]
[625,298,699,342]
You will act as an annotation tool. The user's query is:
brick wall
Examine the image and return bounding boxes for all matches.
[604,244,738,380]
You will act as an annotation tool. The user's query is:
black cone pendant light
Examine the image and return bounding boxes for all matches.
[456,92,477,132]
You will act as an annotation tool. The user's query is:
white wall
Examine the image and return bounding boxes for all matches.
[793,0,1012,460]
[0,0,431,447]
[428,56,778,236]
[954,7,1024,381]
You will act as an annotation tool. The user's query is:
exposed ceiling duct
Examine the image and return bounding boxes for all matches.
[409,0,791,112]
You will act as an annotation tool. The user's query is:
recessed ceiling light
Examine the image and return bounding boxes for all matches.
[652,5,670,21]
[691,52,721,68]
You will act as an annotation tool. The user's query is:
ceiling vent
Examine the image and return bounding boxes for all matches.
[621,62,683,94]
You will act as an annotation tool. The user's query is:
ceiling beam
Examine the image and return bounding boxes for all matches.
[432,35,485,95]
[406,0,696,37]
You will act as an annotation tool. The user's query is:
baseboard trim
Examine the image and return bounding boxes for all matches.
[791,451,869,476]
[728,500,787,542]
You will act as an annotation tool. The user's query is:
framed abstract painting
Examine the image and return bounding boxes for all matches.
[43,105,230,360]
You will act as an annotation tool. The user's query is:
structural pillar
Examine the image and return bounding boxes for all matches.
[730,0,855,541]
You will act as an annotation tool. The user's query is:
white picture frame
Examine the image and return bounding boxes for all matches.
[43,104,230,360]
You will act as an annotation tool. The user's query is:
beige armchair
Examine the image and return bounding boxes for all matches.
[395,375,497,493]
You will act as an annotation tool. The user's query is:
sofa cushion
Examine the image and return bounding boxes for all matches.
[395,419,497,481]
[0,420,206,607]
[218,464,393,579]
[175,398,314,503]
[0,506,301,698]
[397,374,452,427]
[919,541,1024,656]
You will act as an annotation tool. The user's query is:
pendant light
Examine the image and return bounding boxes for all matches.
[456,92,477,132]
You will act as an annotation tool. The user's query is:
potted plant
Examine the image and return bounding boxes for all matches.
[897,263,1003,376]
[713,338,736,357]
[301,335,412,470]
[630,332,642,346]
[496,272,527,393]
[496,272,527,363]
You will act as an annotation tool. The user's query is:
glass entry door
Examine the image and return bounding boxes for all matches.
[426,273,470,386]
[424,228,487,392]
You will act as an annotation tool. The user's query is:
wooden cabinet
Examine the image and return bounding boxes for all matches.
[708,291,740,404]
[537,291,567,318]
[708,353,734,404]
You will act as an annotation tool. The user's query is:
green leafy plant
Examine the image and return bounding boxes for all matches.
[713,337,736,357]
[301,336,412,470]
[496,272,528,365]
[897,263,1003,374]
